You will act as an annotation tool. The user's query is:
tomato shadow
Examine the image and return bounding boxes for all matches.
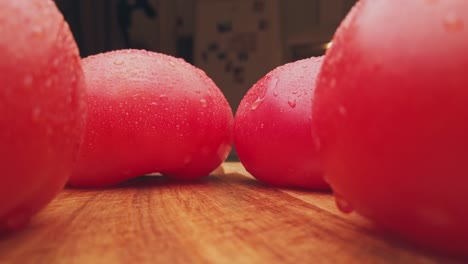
[66,174,218,191]
[221,171,333,194]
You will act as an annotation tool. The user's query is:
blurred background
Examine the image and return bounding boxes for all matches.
[55,0,356,111]
[55,0,356,160]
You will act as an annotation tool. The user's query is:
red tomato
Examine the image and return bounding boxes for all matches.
[70,50,233,187]
[313,0,468,256]
[0,0,86,232]
[234,57,328,190]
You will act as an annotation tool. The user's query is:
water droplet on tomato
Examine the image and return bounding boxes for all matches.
[32,107,41,122]
[52,59,59,67]
[23,75,33,87]
[335,193,353,214]
[184,156,192,165]
[200,98,208,108]
[339,106,347,116]
[260,123,264,129]
[443,13,464,32]
[288,99,297,108]
[273,92,278,97]
[201,146,210,155]
[45,78,52,88]
[292,90,298,94]
[31,25,44,37]
[251,97,264,110]
[113,60,125,65]
[195,89,201,94]
[301,64,308,69]
[314,137,321,151]
[160,94,168,100]
[269,77,279,90]
[169,61,176,67]
[46,126,53,135]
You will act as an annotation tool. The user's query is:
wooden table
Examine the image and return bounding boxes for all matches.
[0,163,465,264]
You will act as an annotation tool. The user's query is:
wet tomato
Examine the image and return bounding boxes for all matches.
[235,57,328,190]
[70,50,233,187]
[313,0,468,256]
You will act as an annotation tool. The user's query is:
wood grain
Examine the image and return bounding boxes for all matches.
[0,162,465,264]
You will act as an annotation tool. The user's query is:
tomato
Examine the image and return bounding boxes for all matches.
[234,57,328,190]
[313,0,468,255]
[70,50,233,187]
[0,0,86,232]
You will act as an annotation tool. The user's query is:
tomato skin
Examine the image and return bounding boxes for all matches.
[0,0,86,232]
[70,50,233,187]
[234,57,328,190]
[313,0,468,255]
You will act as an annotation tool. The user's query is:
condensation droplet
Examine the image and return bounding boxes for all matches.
[335,193,354,214]
[31,26,44,37]
[314,137,321,151]
[32,107,41,122]
[260,123,264,129]
[301,64,308,69]
[183,156,192,165]
[52,59,59,67]
[288,99,297,108]
[45,78,52,88]
[201,146,210,156]
[200,98,208,108]
[292,90,298,94]
[269,77,279,90]
[443,13,464,32]
[339,106,347,116]
[273,92,278,97]
[113,60,125,65]
[251,97,264,110]
[195,89,201,94]
[169,61,176,67]
[160,94,168,100]
[150,102,158,106]
[23,75,33,87]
